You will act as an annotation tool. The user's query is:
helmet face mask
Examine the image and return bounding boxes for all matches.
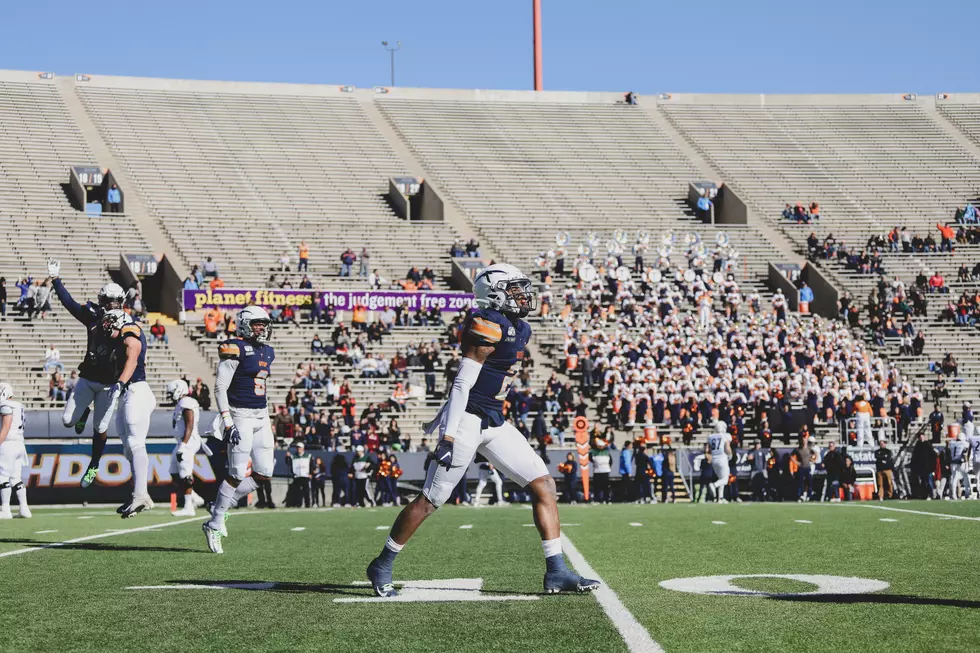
[473,264,536,317]
[167,379,189,402]
[98,283,125,310]
[237,306,272,342]
[101,309,129,336]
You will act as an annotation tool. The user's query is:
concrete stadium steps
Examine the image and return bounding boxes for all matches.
[937,103,980,149]
[376,98,708,273]
[74,84,461,287]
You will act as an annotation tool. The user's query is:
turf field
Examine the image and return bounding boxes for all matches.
[2,501,979,653]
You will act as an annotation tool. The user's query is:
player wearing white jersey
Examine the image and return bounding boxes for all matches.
[167,380,208,516]
[474,462,504,506]
[708,420,733,503]
[0,382,31,519]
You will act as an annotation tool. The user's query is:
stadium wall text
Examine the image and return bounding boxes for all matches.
[183,288,476,312]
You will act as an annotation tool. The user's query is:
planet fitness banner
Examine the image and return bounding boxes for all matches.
[183,288,476,312]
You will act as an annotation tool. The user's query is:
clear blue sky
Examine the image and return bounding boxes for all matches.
[1,0,977,94]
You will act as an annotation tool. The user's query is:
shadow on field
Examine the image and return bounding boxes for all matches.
[769,594,980,609]
[173,580,366,596]
[0,538,204,554]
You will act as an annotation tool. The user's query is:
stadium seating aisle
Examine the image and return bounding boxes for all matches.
[74,81,463,289]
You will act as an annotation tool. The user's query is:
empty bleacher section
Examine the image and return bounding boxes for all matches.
[0,73,183,406]
[937,99,980,149]
[75,78,461,288]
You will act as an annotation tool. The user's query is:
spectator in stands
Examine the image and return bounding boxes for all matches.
[340,248,356,277]
[150,320,168,345]
[696,193,712,222]
[937,223,956,252]
[359,248,371,279]
[107,184,122,213]
[203,307,222,339]
[311,334,325,355]
[0,277,6,321]
[278,251,291,272]
[450,240,465,258]
[49,371,67,402]
[64,369,78,402]
[202,257,218,279]
[406,266,422,286]
[299,275,313,290]
[941,353,958,377]
[298,241,310,272]
[929,271,948,294]
[43,344,64,373]
[781,204,794,222]
[208,275,225,291]
[190,378,211,410]
[465,238,480,257]
[625,91,638,105]
[183,274,198,290]
[799,282,814,313]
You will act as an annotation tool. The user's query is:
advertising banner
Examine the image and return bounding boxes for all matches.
[21,443,219,504]
[183,288,475,313]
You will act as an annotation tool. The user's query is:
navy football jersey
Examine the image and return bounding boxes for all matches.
[114,322,148,384]
[461,307,531,426]
[219,338,275,410]
[52,279,117,384]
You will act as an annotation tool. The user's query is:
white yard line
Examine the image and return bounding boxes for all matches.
[856,504,980,521]
[561,533,664,653]
[0,516,202,558]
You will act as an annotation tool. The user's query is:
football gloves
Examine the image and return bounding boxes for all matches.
[225,424,241,447]
[47,259,60,278]
[432,438,454,470]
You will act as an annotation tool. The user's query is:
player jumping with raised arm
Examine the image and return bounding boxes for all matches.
[203,306,275,554]
[367,263,599,597]
[101,309,158,518]
[0,382,31,519]
[167,379,208,516]
[46,259,127,488]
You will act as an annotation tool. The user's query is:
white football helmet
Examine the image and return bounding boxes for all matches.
[167,379,190,402]
[98,282,126,310]
[472,263,536,317]
[101,308,130,334]
[0,382,12,402]
[237,305,272,342]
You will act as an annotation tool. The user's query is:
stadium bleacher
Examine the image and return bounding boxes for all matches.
[2,71,979,449]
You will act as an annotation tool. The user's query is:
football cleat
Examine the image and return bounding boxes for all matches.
[190,491,206,508]
[120,494,154,519]
[17,506,32,519]
[544,568,601,594]
[366,558,399,598]
[80,465,99,488]
[74,407,91,435]
[202,523,224,554]
[171,505,196,517]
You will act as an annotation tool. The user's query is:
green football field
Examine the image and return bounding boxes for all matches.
[2,501,979,653]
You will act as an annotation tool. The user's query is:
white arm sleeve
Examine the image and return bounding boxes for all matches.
[442,357,483,439]
[215,359,240,427]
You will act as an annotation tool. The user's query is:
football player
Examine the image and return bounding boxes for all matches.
[203,306,275,554]
[0,382,31,519]
[367,263,598,597]
[47,259,126,487]
[167,379,208,516]
[101,309,158,518]
[707,420,732,503]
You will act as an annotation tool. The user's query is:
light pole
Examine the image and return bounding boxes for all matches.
[381,40,401,87]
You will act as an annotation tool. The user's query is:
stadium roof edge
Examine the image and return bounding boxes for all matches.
[0,68,978,104]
